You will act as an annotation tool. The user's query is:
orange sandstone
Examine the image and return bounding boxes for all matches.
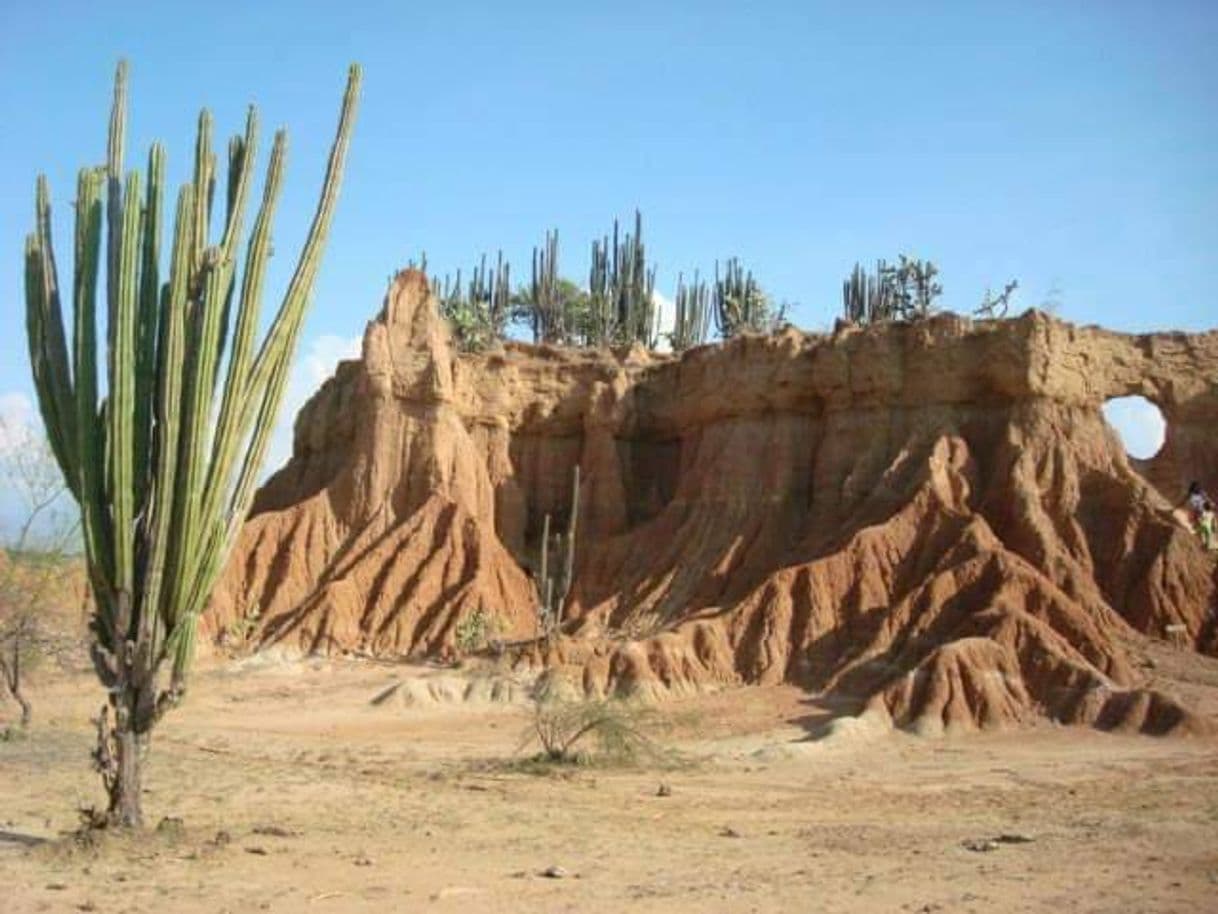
[205,269,1218,734]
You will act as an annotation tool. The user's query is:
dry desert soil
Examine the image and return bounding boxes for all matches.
[3,652,1218,914]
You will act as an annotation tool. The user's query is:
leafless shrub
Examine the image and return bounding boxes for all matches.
[0,416,83,727]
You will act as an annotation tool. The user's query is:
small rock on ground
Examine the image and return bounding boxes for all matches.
[961,839,999,853]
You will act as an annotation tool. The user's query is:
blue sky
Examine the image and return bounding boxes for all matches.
[0,0,1214,510]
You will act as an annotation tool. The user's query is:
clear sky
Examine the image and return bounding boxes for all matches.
[0,0,1214,500]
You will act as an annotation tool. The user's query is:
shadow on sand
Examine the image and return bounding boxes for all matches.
[0,830,49,849]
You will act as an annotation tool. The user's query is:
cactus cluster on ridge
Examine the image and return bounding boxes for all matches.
[433,251,511,352]
[670,271,710,351]
[714,258,783,338]
[589,210,658,348]
[430,212,780,350]
[841,256,943,323]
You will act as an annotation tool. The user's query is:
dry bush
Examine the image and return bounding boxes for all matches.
[517,679,666,767]
[1,417,86,727]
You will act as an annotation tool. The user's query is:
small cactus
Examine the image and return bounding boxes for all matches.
[536,465,580,641]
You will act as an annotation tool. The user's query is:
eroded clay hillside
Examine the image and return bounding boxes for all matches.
[205,269,1218,734]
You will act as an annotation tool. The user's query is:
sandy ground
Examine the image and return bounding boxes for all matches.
[3,654,1218,914]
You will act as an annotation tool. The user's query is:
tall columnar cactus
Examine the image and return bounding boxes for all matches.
[435,267,463,314]
[536,466,580,642]
[670,271,710,351]
[471,250,512,340]
[530,229,565,344]
[842,262,868,323]
[23,61,361,826]
[562,464,580,604]
[713,258,779,338]
[436,252,512,352]
[870,258,898,321]
[615,210,657,347]
[841,256,941,324]
[588,232,616,345]
[588,211,656,347]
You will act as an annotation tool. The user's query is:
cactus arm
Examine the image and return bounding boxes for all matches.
[213,113,258,336]
[141,184,195,658]
[107,171,144,605]
[190,111,259,481]
[189,110,216,277]
[25,179,78,491]
[71,167,116,629]
[182,318,296,637]
[539,512,552,629]
[248,66,361,380]
[212,126,251,386]
[200,128,282,538]
[34,179,76,474]
[166,108,257,636]
[563,466,579,604]
[132,145,165,508]
[221,130,285,413]
[180,66,361,642]
[224,130,247,222]
[266,65,361,335]
[105,61,127,333]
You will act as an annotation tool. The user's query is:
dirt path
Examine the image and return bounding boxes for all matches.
[3,659,1217,913]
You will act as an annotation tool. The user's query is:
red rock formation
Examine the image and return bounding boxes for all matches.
[205,269,1218,733]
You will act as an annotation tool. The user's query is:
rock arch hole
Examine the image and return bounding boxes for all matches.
[1102,395,1166,461]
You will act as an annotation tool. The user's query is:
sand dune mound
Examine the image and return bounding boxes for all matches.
[369,670,531,710]
[205,270,1218,734]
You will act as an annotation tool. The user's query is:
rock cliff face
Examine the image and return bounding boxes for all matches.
[205,269,1218,734]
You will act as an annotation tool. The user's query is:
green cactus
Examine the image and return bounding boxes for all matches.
[469,250,512,342]
[713,258,781,338]
[588,231,615,345]
[588,211,656,347]
[842,262,867,323]
[670,271,710,351]
[841,256,942,324]
[530,229,564,344]
[23,61,360,826]
[536,466,580,643]
[436,252,512,352]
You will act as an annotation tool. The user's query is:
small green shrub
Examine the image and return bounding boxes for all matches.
[222,603,262,649]
[454,607,502,654]
[520,687,661,766]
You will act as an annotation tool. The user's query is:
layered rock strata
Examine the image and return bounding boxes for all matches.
[206,270,1218,734]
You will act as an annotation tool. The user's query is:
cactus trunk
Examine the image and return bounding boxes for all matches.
[23,61,361,826]
[534,465,580,641]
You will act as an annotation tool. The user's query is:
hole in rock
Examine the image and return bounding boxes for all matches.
[1102,396,1165,461]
